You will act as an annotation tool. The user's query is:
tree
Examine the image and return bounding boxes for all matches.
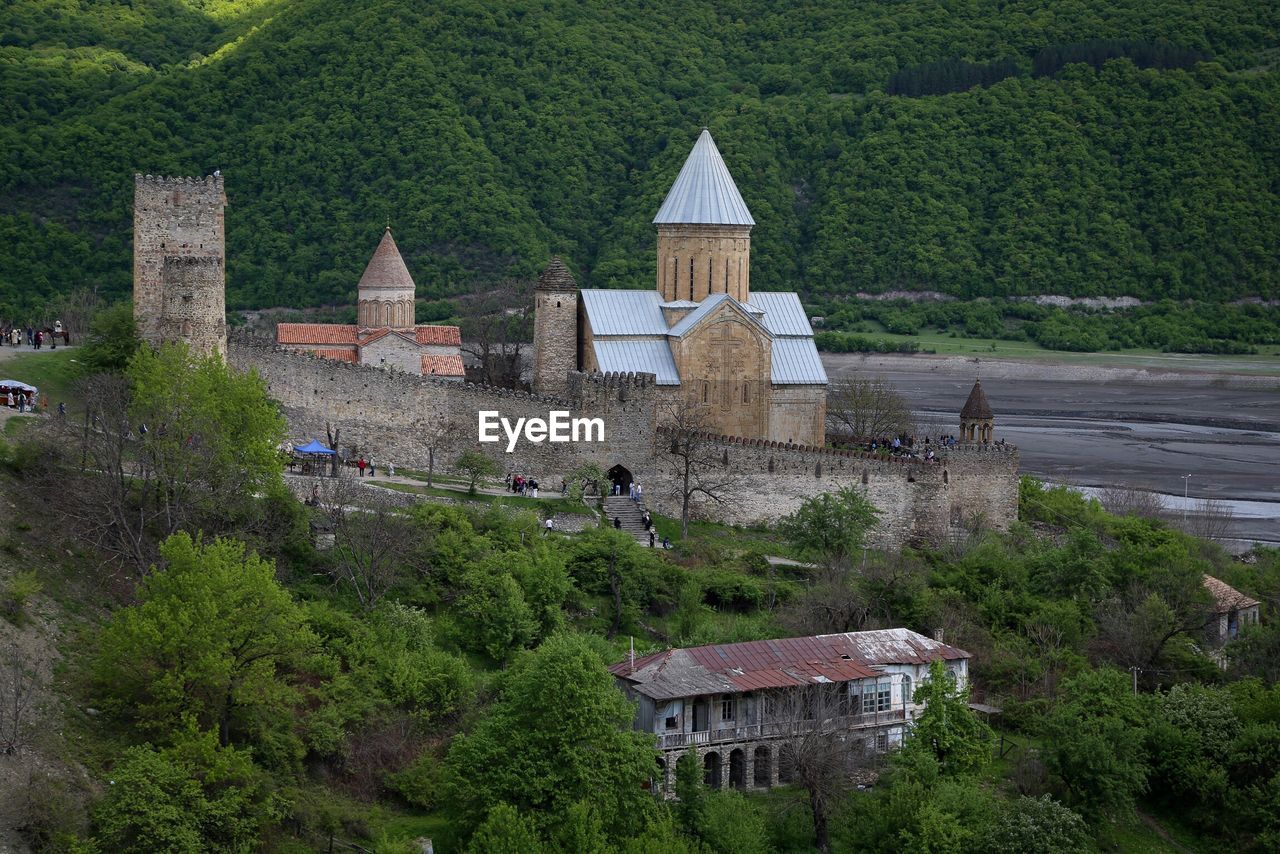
[903,659,993,776]
[656,400,739,537]
[774,686,870,853]
[456,449,499,495]
[1042,668,1149,818]
[1097,485,1166,520]
[325,483,415,610]
[567,462,607,501]
[468,803,545,853]
[444,634,658,841]
[416,415,458,487]
[127,343,286,534]
[93,533,315,755]
[0,636,39,755]
[452,563,538,662]
[825,376,913,441]
[778,486,880,570]
[673,750,705,837]
[77,301,139,375]
[982,795,1090,854]
[93,730,279,853]
[459,278,532,388]
[700,791,770,854]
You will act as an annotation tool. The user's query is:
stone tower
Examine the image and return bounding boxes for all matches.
[960,379,994,443]
[357,227,416,329]
[532,257,579,397]
[653,129,754,303]
[132,173,227,357]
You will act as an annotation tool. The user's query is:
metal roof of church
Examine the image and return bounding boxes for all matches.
[358,227,416,293]
[747,292,812,336]
[653,129,755,226]
[592,340,681,385]
[580,290,668,335]
[771,338,828,385]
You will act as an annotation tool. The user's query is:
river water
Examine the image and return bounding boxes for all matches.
[823,353,1280,552]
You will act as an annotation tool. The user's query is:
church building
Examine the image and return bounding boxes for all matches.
[533,130,827,445]
[276,227,465,379]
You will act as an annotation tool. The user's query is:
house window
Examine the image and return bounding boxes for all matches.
[902,674,913,706]
[875,732,889,751]
[721,698,735,721]
[665,716,678,730]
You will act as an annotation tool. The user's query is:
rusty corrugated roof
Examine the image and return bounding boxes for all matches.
[611,628,969,701]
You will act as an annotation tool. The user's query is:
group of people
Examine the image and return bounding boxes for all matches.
[505,472,540,497]
[613,479,644,502]
[3,321,68,349]
[4,390,37,412]
[355,455,393,478]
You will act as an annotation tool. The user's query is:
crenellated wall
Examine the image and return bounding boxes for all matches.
[228,333,1019,548]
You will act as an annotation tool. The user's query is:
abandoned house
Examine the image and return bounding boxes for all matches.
[609,628,971,795]
[1203,574,1261,646]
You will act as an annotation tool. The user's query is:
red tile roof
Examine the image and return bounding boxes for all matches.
[416,325,462,346]
[277,323,358,346]
[1203,575,1260,612]
[311,348,359,363]
[421,354,465,376]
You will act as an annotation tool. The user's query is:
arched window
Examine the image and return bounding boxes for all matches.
[702,382,709,404]
[901,674,913,706]
[689,257,695,300]
[742,383,750,403]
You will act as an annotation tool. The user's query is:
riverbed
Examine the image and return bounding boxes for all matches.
[822,353,1280,551]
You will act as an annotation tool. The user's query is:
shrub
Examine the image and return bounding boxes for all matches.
[2,570,42,622]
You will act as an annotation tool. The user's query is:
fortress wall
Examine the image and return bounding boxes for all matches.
[229,335,1017,548]
[229,334,656,481]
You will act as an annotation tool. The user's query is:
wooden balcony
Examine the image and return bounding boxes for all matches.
[654,708,909,751]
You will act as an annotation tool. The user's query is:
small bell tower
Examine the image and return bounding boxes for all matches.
[960,379,994,443]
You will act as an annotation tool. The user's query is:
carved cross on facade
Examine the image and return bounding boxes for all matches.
[714,323,743,409]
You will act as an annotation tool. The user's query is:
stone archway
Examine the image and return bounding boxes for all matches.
[729,749,746,789]
[704,751,722,788]
[607,463,633,496]
[753,746,772,788]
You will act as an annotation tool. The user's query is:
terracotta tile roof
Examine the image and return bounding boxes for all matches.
[415,325,462,346]
[960,378,994,419]
[310,348,359,363]
[421,354,465,377]
[358,327,414,346]
[611,628,970,701]
[277,323,358,345]
[1203,575,1260,612]
[357,228,416,293]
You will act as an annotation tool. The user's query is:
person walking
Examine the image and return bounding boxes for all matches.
[649,530,656,548]
[357,456,367,477]
[388,462,395,477]
[634,482,643,504]
[560,479,567,496]
[613,516,621,530]
[5,391,13,409]
[369,457,376,477]
[57,401,66,419]
[530,479,538,498]
[544,518,554,536]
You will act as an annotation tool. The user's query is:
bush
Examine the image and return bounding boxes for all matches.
[1,570,42,622]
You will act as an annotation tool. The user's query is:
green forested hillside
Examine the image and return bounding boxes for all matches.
[1,0,1277,313]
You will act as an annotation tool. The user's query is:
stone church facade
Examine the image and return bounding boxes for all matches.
[533,130,827,446]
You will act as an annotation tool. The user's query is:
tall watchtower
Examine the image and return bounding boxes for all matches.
[532,257,579,397]
[132,173,227,357]
[653,129,754,303]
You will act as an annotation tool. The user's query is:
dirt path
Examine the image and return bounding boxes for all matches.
[1136,810,1192,853]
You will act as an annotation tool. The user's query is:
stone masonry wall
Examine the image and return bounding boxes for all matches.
[133,174,227,356]
[532,288,578,397]
[229,334,1019,548]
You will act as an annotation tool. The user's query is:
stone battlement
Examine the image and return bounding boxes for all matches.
[135,173,224,190]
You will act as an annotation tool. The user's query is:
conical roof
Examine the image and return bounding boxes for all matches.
[653,129,755,226]
[960,379,994,420]
[357,227,415,293]
[536,256,578,291]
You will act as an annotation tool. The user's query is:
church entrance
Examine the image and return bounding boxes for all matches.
[607,464,633,496]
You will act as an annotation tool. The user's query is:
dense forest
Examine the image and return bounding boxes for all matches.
[2,336,1279,851]
[1,0,1278,317]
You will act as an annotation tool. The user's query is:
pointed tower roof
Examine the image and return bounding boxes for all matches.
[357,227,415,293]
[653,129,755,226]
[960,379,994,420]
[536,256,578,291]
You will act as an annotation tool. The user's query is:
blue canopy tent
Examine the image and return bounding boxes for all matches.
[295,439,335,455]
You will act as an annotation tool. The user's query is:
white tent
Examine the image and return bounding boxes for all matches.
[0,379,37,394]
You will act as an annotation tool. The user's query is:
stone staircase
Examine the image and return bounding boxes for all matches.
[603,495,652,544]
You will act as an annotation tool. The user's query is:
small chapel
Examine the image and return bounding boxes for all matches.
[533,130,828,445]
[276,227,465,378]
